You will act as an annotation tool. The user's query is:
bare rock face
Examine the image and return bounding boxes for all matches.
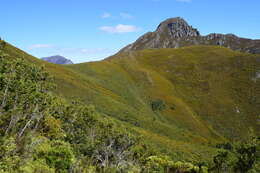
[156,17,200,38]
[119,17,260,54]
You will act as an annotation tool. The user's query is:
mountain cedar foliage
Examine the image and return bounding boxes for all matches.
[0,40,259,172]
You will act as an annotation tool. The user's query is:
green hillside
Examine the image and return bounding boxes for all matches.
[66,46,259,142]
[65,46,260,159]
[1,40,259,164]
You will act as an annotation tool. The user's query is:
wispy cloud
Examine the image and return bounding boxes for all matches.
[101,12,134,20]
[176,0,192,3]
[99,24,140,33]
[27,45,116,63]
[80,48,115,54]
[28,44,53,50]
[54,47,117,62]
[153,0,192,3]
[28,44,114,55]
[101,12,111,18]
[119,12,133,19]
[58,47,114,55]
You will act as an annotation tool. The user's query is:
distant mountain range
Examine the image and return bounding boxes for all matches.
[120,17,260,54]
[41,55,73,64]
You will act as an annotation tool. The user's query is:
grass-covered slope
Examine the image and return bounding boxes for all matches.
[67,46,260,141]
[65,46,260,160]
[1,40,259,162]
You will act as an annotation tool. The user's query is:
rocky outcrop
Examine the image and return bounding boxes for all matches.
[156,17,200,38]
[41,55,73,64]
[119,17,260,54]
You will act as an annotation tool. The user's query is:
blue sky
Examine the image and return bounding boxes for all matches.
[1,0,260,63]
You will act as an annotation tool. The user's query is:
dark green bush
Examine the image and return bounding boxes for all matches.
[151,99,166,112]
[216,142,233,151]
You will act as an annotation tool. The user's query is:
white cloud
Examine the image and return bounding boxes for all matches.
[176,0,192,2]
[80,48,114,54]
[101,12,134,20]
[28,44,53,50]
[52,47,115,55]
[101,12,111,18]
[119,12,133,19]
[99,24,140,33]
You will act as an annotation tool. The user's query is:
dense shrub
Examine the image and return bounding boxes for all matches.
[151,99,166,112]
[210,134,259,173]
[0,51,154,172]
[216,142,233,151]
[143,155,208,173]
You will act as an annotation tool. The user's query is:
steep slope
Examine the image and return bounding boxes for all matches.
[68,46,260,142]
[1,40,259,162]
[120,17,260,54]
[42,55,73,64]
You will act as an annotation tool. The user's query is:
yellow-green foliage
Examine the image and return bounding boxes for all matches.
[1,40,259,162]
[19,160,55,173]
[144,155,208,173]
[0,51,147,172]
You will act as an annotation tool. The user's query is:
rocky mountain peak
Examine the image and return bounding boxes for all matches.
[156,17,200,38]
[119,17,260,54]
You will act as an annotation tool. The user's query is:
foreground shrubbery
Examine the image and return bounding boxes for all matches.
[0,49,258,172]
[209,133,259,173]
[0,51,146,172]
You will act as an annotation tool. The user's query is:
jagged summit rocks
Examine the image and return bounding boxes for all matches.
[41,55,73,64]
[156,17,200,38]
[120,17,260,54]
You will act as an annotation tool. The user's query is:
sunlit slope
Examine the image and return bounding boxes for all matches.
[1,41,131,111]
[66,57,218,140]
[2,41,259,161]
[68,46,260,141]
[2,42,221,160]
